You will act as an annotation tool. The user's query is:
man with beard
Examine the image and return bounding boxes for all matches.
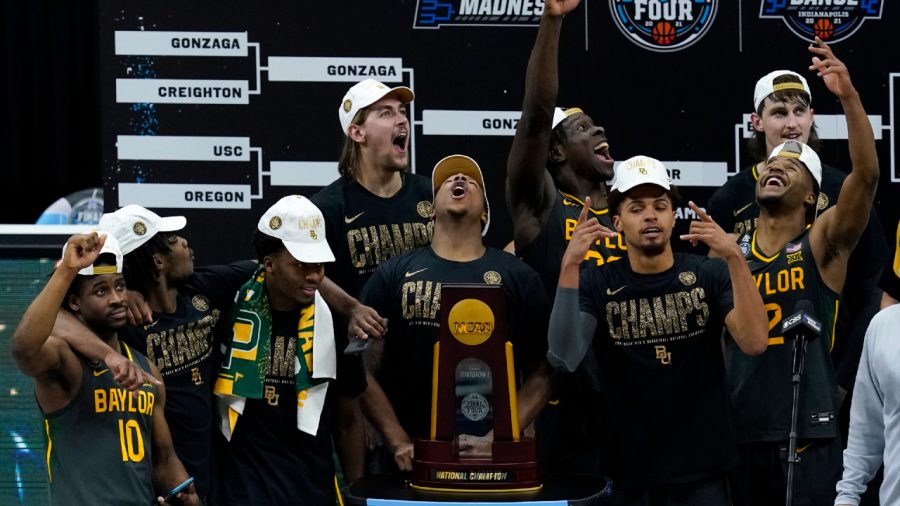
[706,58,887,465]
[358,155,551,472]
[547,156,767,504]
[310,78,435,480]
[724,39,880,505]
[12,233,198,506]
[505,0,620,473]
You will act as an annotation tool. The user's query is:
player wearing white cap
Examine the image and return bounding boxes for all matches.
[723,39,880,506]
[505,0,622,475]
[548,156,767,504]
[12,233,198,506]
[310,78,436,480]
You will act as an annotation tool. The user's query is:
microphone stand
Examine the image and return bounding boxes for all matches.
[785,332,808,506]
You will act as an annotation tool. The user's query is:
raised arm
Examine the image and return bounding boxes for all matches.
[681,202,768,355]
[506,0,581,249]
[809,37,879,286]
[11,233,103,378]
[547,198,604,371]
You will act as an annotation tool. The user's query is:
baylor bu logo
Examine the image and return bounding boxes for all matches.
[448,299,495,346]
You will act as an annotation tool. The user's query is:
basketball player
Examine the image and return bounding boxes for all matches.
[548,156,768,504]
[724,38,880,505]
[358,155,550,471]
[310,78,435,479]
[705,57,888,448]
[50,205,256,504]
[11,233,198,506]
[213,196,366,505]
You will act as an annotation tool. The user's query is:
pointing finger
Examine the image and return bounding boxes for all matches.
[688,201,712,223]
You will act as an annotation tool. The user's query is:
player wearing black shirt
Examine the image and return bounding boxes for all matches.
[724,40,880,506]
[360,155,550,471]
[215,196,366,505]
[505,0,624,473]
[310,78,435,481]
[52,205,256,503]
[548,155,767,504]
[706,70,887,415]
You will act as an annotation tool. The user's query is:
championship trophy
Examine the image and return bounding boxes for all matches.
[411,283,540,492]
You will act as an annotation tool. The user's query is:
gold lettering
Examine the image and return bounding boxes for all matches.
[401,281,417,319]
[379,224,396,259]
[264,385,279,406]
[791,267,805,290]
[606,301,621,339]
[95,389,107,412]
[691,288,709,327]
[348,229,365,268]
[638,298,657,338]
[652,294,680,334]
[675,292,693,330]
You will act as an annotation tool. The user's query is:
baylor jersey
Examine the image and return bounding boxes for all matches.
[519,191,626,302]
[43,344,157,506]
[728,228,840,442]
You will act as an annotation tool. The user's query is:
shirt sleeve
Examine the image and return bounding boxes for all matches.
[187,260,257,311]
[706,257,735,319]
[834,310,890,506]
[548,286,599,372]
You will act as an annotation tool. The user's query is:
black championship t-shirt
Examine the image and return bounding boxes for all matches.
[519,191,626,303]
[311,173,435,298]
[727,229,840,442]
[579,253,736,485]
[119,260,256,500]
[359,246,549,440]
[217,307,366,505]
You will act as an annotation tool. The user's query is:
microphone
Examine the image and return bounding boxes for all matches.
[781,300,821,342]
[782,299,821,377]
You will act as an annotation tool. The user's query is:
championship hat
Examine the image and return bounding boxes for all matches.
[258,195,335,263]
[753,70,812,111]
[767,140,822,186]
[552,107,584,129]
[610,155,671,194]
[98,205,186,255]
[339,79,414,134]
[61,233,124,276]
[431,154,491,236]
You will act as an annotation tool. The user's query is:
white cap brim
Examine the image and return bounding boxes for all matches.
[283,239,335,264]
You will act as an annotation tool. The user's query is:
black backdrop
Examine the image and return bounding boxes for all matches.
[6,1,896,265]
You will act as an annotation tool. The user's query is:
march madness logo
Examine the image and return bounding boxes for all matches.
[760,0,882,43]
[610,0,718,52]
[413,0,544,29]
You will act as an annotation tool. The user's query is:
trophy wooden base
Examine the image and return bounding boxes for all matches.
[411,437,541,492]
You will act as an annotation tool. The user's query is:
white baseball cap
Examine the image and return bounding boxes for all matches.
[338,79,414,135]
[258,195,335,263]
[61,233,124,276]
[610,155,671,194]
[753,70,811,111]
[767,140,822,186]
[431,154,491,236]
[552,107,584,129]
[98,205,187,255]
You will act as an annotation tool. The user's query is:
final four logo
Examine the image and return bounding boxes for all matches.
[759,0,882,43]
[610,0,718,52]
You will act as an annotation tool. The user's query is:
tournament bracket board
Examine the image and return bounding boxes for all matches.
[98,1,897,264]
